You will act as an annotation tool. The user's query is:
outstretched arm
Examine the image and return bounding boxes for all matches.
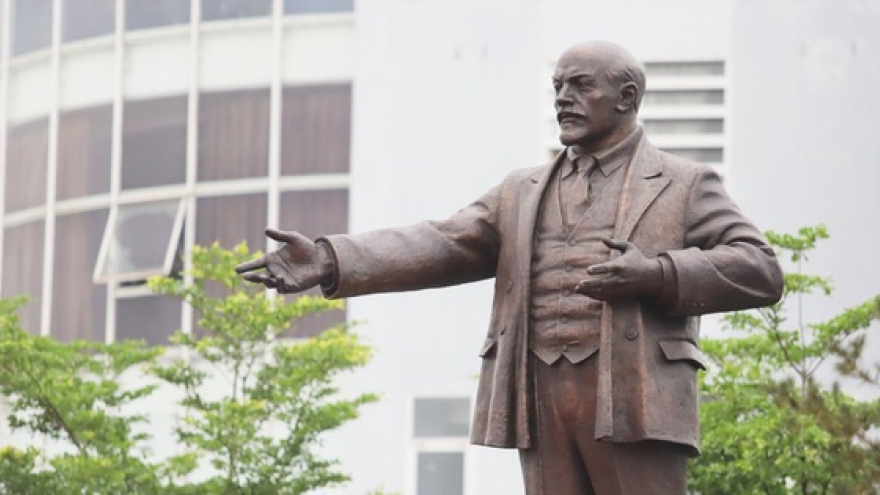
[235,228,335,293]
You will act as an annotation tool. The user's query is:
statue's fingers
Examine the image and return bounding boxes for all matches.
[276,275,302,294]
[602,238,631,252]
[242,271,274,287]
[236,257,268,273]
[587,263,611,275]
[265,227,297,244]
[574,277,604,293]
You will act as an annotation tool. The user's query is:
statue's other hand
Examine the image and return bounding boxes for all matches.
[235,228,327,293]
[573,238,663,301]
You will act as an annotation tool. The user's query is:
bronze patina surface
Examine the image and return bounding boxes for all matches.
[237,40,783,494]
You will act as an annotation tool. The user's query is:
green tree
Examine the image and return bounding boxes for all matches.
[0,242,378,494]
[149,242,378,493]
[0,297,168,494]
[690,225,880,494]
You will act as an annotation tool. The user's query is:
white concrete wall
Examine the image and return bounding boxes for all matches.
[727,0,880,394]
[327,1,880,493]
[326,1,736,493]
[329,1,544,493]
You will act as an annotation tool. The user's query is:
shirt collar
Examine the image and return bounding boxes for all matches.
[566,126,643,177]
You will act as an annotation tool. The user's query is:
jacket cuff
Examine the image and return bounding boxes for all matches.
[656,253,679,308]
[315,238,340,299]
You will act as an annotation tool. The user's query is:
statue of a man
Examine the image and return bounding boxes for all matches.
[237,40,783,495]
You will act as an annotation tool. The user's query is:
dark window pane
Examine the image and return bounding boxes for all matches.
[198,89,270,181]
[643,90,724,106]
[662,148,724,163]
[62,0,115,42]
[5,118,48,212]
[125,0,190,31]
[281,84,351,175]
[193,193,265,338]
[97,199,184,282]
[642,119,724,135]
[278,189,347,239]
[53,209,108,342]
[414,398,471,438]
[196,193,267,251]
[116,294,180,345]
[644,61,724,77]
[285,0,352,14]
[279,189,347,338]
[202,0,271,21]
[122,96,187,190]
[12,0,53,55]
[57,105,112,200]
[1,221,44,334]
[417,452,464,495]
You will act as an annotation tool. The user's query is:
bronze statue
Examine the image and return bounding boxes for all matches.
[237,40,783,495]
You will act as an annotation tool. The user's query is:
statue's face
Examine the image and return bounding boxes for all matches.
[553,47,626,151]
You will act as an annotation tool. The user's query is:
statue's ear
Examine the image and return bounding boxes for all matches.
[617,82,638,113]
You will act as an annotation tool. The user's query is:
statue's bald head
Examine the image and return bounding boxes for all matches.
[557,40,646,113]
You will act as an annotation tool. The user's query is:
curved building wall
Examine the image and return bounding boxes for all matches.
[0,0,354,343]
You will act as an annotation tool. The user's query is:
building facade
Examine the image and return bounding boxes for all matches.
[0,0,354,343]
[2,1,879,494]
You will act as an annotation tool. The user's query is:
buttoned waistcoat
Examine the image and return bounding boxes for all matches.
[320,133,783,455]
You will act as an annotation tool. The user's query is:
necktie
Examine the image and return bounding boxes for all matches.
[565,156,595,228]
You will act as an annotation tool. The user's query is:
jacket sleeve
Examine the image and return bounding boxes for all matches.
[317,184,503,299]
[661,166,784,316]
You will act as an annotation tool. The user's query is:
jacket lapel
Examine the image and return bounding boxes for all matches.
[613,136,670,242]
[519,153,563,256]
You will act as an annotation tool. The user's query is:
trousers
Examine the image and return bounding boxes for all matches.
[519,354,689,495]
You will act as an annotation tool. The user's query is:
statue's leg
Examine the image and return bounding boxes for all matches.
[593,440,688,495]
[518,356,597,495]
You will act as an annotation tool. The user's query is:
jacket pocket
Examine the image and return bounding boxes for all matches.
[658,339,707,370]
[479,336,498,358]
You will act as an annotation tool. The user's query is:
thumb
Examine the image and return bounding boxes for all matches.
[265,227,301,245]
[602,238,631,253]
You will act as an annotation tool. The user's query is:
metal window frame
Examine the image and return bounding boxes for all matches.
[92,197,187,284]
[407,394,472,495]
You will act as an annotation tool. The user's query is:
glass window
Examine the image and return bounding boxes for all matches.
[53,209,108,342]
[125,0,190,31]
[5,118,48,213]
[1,221,45,334]
[95,199,186,283]
[62,0,115,42]
[196,193,267,251]
[662,148,724,163]
[12,0,53,55]
[642,90,724,106]
[202,0,271,21]
[193,193,266,337]
[278,189,347,338]
[285,0,353,14]
[121,96,187,190]
[644,61,724,77]
[198,89,270,181]
[414,398,471,438]
[281,84,351,175]
[57,105,112,200]
[278,189,347,239]
[116,294,180,345]
[417,452,464,495]
[642,119,724,135]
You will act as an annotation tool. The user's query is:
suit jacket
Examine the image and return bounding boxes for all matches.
[320,133,783,455]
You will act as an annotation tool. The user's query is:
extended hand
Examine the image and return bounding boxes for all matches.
[574,239,663,301]
[234,228,330,294]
